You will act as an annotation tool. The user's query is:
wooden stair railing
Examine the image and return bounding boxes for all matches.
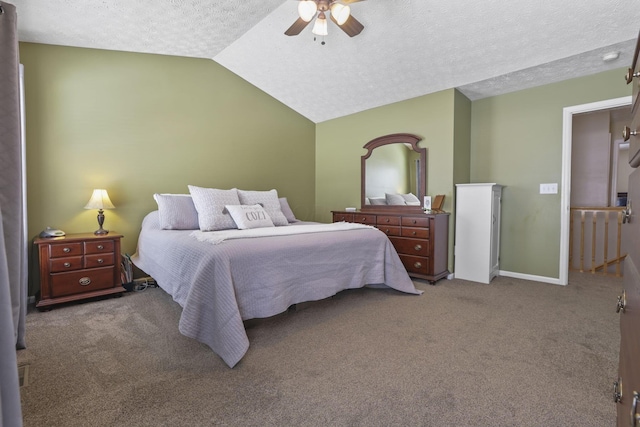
[569,207,627,276]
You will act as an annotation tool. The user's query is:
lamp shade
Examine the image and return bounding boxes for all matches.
[84,189,115,210]
[298,1,318,22]
[312,13,328,36]
[330,3,350,25]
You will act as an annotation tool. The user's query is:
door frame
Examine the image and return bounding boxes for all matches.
[560,95,632,285]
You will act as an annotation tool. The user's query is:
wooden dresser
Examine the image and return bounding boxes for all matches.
[34,232,125,309]
[615,29,640,426]
[332,210,449,284]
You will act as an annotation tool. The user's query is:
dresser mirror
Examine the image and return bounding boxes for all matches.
[361,133,426,212]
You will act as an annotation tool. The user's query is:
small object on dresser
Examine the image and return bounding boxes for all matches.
[345,207,356,212]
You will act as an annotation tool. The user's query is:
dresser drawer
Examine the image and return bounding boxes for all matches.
[401,216,430,228]
[377,225,401,236]
[85,240,114,254]
[377,216,400,226]
[50,256,83,273]
[401,227,430,239]
[354,214,376,225]
[333,212,354,223]
[399,254,430,275]
[390,237,430,256]
[50,267,115,298]
[50,242,83,258]
[85,253,114,269]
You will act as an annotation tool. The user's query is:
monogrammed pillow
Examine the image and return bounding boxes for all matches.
[188,185,240,231]
[237,189,289,226]
[225,204,275,230]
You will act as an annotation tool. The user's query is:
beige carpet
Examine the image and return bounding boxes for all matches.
[18,273,621,426]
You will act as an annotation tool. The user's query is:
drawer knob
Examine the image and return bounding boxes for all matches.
[623,126,637,141]
[385,218,390,223]
[79,277,91,286]
[613,378,622,403]
[414,244,422,251]
[412,231,417,236]
[97,244,104,250]
[361,217,366,221]
[63,262,71,268]
[632,391,640,427]
[412,220,417,224]
[616,291,626,313]
[384,229,390,234]
[413,262,422,269]
[97,258,104,264]
[625,68,640,84]
[63,247,71,253]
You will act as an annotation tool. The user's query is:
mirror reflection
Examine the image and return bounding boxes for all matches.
[361,133,426,211]
[365,144,421,204]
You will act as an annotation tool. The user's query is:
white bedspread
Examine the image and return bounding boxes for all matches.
[132,211,421,368]
[191,221,374,244]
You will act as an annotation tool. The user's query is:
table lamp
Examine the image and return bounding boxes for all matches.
[84,189,115,235]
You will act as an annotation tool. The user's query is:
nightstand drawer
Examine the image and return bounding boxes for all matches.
[85,253,114,268]
[50,242,83,258]
[50,256,83,273]
[50,267,115,298]
[354,214,376,225]
[85,240,114,254]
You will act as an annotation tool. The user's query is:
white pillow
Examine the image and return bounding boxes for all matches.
[237,189,289,226]
[188,186,240,231]
[385,193,407,205]
[369,197,387,205]
[153,193,199,230]
[401,193,421,205]
[279,197,298,223]
[226,204,275,230]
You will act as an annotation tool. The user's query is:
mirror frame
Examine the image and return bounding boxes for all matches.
[361,133,426,212]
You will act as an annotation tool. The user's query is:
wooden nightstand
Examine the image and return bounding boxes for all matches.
[34,232,125,309]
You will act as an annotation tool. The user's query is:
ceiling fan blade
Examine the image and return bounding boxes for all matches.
[285,17,312,36]
[330,14,364,37]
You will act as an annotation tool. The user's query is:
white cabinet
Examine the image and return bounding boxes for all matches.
[454,183,503,284]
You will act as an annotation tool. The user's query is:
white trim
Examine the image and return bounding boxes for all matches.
[499,270,563,286]
[560,96,632,286]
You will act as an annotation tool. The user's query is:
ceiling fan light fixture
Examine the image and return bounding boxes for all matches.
[330,3,350,25]
[312,12,328,36]
[298,1,318,22]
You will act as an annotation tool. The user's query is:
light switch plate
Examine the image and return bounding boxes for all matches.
[540,183,558,194]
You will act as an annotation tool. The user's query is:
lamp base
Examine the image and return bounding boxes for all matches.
[94,229,109,235]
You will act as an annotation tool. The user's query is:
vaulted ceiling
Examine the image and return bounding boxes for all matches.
[11,0,640,122]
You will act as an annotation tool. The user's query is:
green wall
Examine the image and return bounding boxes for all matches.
[20,43,316,264]
[471,68,629,278]
[21,40,631,285]
[315,89,466,272]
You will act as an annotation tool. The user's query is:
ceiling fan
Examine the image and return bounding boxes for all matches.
[285,0,365,38]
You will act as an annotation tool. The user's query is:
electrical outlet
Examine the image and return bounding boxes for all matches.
[540,183,558,194]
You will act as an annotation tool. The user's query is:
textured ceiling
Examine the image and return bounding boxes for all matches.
[11,0,640,123]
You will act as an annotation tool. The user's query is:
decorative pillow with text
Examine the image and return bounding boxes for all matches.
[237,189,289,226]
[226,204,275,230]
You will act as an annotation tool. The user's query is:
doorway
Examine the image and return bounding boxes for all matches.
[560,96,632,285]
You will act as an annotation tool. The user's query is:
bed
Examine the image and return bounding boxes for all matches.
[131,189,422,368]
